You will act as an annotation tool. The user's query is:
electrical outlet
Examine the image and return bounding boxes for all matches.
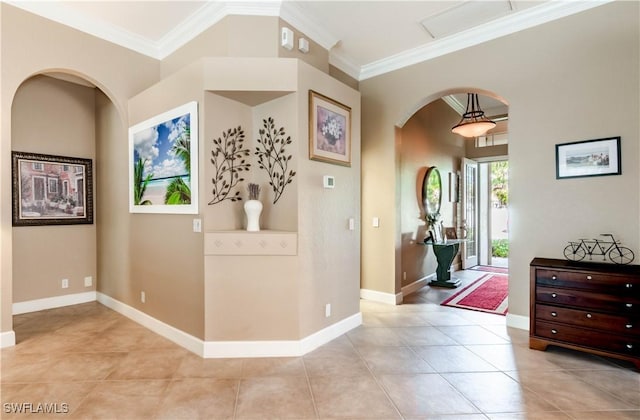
[325,303,331,318]
[61,278,69,289]
[84,276,93,287]
[193,218,202,233]
[141,291,146,303]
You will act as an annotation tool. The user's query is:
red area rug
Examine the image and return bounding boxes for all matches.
[441,273,508,315]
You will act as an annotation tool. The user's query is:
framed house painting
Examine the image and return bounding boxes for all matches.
[128,101,198,214]
[12,151,93,226]
[556,136,621,179]
[309,90,351,166]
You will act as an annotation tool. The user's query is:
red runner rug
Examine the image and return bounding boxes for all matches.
[441,273,508,315]
[469,265,508,274]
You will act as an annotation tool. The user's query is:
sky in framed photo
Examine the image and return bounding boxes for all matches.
[316,105,347,156]
[133,112,191,205]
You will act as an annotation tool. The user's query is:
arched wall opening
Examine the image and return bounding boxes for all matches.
[10,69,125,324]
[395,88,509,299]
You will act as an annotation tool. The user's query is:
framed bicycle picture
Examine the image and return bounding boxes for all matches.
[556,136,621,179]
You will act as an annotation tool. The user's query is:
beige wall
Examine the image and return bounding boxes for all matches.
[11,76,97,302]
[361,1,640,319]
[1,3,160,335]
[2,4,360,347]
[399,100,465,288]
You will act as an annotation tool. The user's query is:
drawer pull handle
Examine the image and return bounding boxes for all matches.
[626,344,633,350]
[551,293,557,298]
[626,303,633,308]
[551,312,557,317]
[586,313,592,319]
[626,324,633,329]
[552,275,557,280]
[551,329,558,334]
[586,275,592,280]
[625,283,633,289]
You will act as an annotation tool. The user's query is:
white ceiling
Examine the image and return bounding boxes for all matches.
[6,0,612,83]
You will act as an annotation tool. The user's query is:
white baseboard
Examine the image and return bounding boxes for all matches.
[96,292,204,356]
[401,274,435,297]
[360,288,402,305]
[203,312,362,358]
[1,330,16,348]
[98,292,361,359]
[506,313,529,331]
[13,291,97,315]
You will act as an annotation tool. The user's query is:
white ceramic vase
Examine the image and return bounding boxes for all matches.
[244,199,263,232]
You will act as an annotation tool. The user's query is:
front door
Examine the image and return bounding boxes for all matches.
[461,158,478,268]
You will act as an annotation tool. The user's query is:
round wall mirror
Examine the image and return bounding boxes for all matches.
[422,166,442,220]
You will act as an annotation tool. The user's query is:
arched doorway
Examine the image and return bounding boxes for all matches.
[396,89,509,315]
[10,70,123,336]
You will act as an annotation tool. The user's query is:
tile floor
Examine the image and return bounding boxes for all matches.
[2,269,639,419]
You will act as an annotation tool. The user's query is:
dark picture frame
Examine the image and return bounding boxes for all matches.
[309,90,352,167]
[12,151,93,226]
[556,136,621,179]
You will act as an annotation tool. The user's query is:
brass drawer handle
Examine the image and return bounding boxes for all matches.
[551,312,557,317]
[586,275,592,280]
[626,344,633,350]
[626,324,633,329]
[626,303,633,308]
[586,313,592,319]
[625,283,633,289]
[551,293,557,298]
[552,275,557,280]
[551,329,558,334]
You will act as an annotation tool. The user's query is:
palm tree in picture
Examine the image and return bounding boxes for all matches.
[165,126,191,204]
[134,158,153,205]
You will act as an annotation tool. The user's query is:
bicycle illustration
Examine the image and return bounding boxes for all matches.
[564,234,635,265]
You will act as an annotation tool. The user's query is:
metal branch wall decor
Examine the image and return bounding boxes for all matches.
[208,126,251,205]
[255,117,296,204]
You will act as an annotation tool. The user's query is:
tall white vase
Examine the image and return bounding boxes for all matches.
[244,199,263,232]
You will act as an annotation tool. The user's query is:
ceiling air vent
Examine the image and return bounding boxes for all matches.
[421,1,514,39]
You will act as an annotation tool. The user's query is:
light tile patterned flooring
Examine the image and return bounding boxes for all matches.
[2,269,639,419]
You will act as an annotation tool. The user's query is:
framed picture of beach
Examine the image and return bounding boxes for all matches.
[309,90,351,167]
[128,101,198,214]
[11,151,93,226]
[556,136,621,179]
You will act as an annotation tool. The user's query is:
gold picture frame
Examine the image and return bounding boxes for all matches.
[309,90,351,166]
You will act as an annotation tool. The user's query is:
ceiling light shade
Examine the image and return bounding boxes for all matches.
[451,93,496,138]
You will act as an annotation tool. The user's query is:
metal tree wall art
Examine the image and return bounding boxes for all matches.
[255,117,296,204]
[208,126,251,205]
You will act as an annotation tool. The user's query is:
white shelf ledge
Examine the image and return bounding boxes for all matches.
[204,230,298,256]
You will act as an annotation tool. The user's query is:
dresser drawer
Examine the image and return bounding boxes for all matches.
[535,321,640,357]
[536,269,639,296]
[535,304,640,336]
[536,286,640,314]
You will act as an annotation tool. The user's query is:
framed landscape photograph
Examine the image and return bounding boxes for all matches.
[129,101,198,214]
[12,151,93,226]
[556,136,621,179]
[309,90,351,166]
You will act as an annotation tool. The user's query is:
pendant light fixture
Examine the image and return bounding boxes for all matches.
[451,93,496,138]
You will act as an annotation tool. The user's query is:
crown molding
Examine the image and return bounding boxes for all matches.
[359,0,614,81]
[328,52,361,81]
[441,95,466,116]
[5,0,614,79]
[6,0,162,57]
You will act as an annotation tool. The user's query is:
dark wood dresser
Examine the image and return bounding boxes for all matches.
[530,257,640,370]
